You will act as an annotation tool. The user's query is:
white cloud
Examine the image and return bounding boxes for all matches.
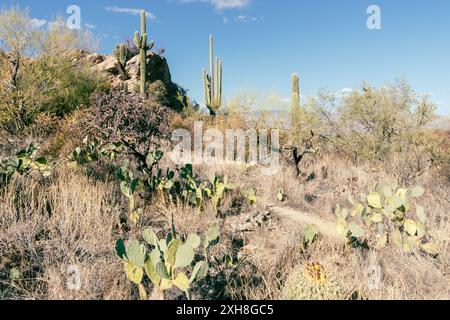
[235,15,259,23]
[29,18,47,28]
[236,15,247,22]
[84,23,95,29]
[105,6,156,20]
[223,17,229,24]
[341,88,354,94]
[179,0,250,10]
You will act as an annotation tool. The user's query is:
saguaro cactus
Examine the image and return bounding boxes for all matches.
[291,73,302,128]
[291,73,300,112]
[202,35,222,116]
[118,44,127,67]
[134,10,154,98]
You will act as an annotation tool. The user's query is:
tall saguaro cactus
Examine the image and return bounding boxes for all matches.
[202,35,222,116]
[291,73,300,112]
[291,73,301,126]
[134,10,154,98]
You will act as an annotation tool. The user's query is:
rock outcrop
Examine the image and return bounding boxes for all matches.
[69,49,189,112]
[87,51,173,93]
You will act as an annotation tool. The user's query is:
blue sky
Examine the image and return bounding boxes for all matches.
[2,0,450,115]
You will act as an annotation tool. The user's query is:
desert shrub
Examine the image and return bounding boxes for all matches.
[432,130,450,182]
[442,151,450,182]
[148,80,169,105]
[146,80,194,113]
[0,55,103,134]
[317,80,440,176]
[0,7,103,134]
[88,91,172,153]
[39,109,92,158]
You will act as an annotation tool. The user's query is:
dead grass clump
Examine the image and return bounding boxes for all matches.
[0,169,129,299]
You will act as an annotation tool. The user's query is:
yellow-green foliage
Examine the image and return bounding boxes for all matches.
[115,222,220,300]
[318,80,439,167]
[281,263,343,300]
[0,7,104,134]
[336,181,438,255]
[0,144,51,187]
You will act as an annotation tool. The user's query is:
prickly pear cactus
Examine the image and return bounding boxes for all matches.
[336,181,438,256]
[281,263,343,300]
[116,221,220,300]
[1,144,51,186]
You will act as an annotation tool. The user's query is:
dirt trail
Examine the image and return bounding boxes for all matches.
[269,206,344,241]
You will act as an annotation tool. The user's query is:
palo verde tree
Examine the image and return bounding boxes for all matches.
[0,6,42,90]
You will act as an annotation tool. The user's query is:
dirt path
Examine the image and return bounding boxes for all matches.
[269,206,344,241]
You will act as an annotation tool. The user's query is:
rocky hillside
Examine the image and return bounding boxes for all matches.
[68,49,191,112]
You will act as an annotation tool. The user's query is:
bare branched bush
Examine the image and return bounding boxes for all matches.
[88,91,172,159]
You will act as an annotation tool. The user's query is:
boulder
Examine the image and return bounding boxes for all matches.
[66,49,89,63]
[125,54,140,78]
[93,56,122,76]
[147,53,172,86]
[94,55,121,75]
[125,78,140,93]
[124,52,172,87]
[86,53,104,64]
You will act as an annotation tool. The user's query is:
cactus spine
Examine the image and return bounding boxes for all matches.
[134,10,154,98]
[202,35,222,116]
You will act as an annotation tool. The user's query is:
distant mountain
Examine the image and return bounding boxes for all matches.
[428,116,450,130]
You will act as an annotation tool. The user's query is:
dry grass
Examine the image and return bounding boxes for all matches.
[0,168,129,299]
[0,141,449,300]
